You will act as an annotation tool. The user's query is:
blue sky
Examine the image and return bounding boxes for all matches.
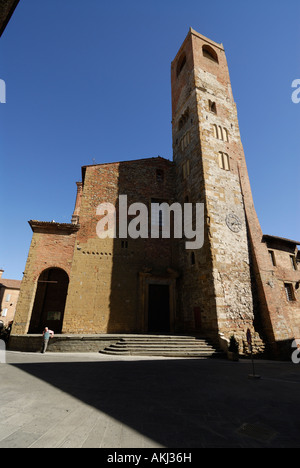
[0,0,299,279]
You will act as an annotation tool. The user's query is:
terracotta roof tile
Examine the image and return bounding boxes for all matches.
[0,279,21,289]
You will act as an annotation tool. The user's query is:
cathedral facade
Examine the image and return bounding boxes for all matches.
[12,29,300,356]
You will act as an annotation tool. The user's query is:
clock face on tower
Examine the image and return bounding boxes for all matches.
[225,213,242,233]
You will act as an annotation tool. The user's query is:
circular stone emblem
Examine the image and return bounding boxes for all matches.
[226,213,242,233]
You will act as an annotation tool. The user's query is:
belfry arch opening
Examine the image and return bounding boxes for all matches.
[28,268,69,334]
[202,44,219,63]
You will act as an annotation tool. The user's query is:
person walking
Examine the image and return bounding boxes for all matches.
[41,327,54,353]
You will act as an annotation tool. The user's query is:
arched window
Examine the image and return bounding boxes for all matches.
[224,153,230,171]
[212,124,229,142]
[213,124,218,139]
[223,128,229,142]
[218,152,224,169]
[218,126,223,141]
[203,45,219,64]
[182,160,190,180]
[209,100,217,114]
[180,131,191,151]
[178,107,190,130]
[218,152,230,171]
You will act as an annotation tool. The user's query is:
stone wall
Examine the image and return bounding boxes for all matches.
[8,334,121,353]
[171,29,263,350]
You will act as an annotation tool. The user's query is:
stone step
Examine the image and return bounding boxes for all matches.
[101,350,216,357]
[118,339,209,344]
[118,336,202,339]
[100,335,223,358]
[107,344,216,351]
[117,336,211,342]
[114,341,214,347]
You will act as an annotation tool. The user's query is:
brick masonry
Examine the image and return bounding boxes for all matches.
[62,158,178,334]
[12,222,79,335]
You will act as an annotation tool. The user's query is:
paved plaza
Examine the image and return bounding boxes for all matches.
[0,351,300,448]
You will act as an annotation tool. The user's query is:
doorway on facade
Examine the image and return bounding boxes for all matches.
[28,268,69,334]
[148,284,170,334]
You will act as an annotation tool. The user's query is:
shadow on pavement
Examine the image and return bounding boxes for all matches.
[10,358,300,448]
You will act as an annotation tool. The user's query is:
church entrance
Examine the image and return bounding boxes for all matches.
[28,268,69,334]
[148,284,170,333]
[139,272,177,334]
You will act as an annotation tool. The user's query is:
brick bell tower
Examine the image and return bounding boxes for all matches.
[171,29,263,350]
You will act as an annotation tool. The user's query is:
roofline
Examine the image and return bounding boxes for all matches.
[82,156,173,170]
[171,27,224,66]
[29,220,80,233]
[262,235,300,246]
[0,282,21,290]
[189,28,224,51]
[81,156,174,185]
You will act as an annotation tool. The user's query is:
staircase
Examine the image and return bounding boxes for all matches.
[99,335,224,358]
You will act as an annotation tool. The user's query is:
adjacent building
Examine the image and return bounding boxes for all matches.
[0,270,21,327]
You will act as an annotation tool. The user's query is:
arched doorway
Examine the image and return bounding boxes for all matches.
[28,268,69,334]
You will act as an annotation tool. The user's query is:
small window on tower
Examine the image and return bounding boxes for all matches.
[178,108,190,130]
[151,198,167,229]
[209,100,217,114]
[285,283,296,302]
[182,160,190,180]
[213,124,218,138]
[203,45,219,64]
[156,169,164,183]
[212,124,229,142]
[180,131,191,151]
[218,126,224,140]
[290,255,297,271]
[268,250,276,267]
[223,127,229,142]
[218,152,230,171]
